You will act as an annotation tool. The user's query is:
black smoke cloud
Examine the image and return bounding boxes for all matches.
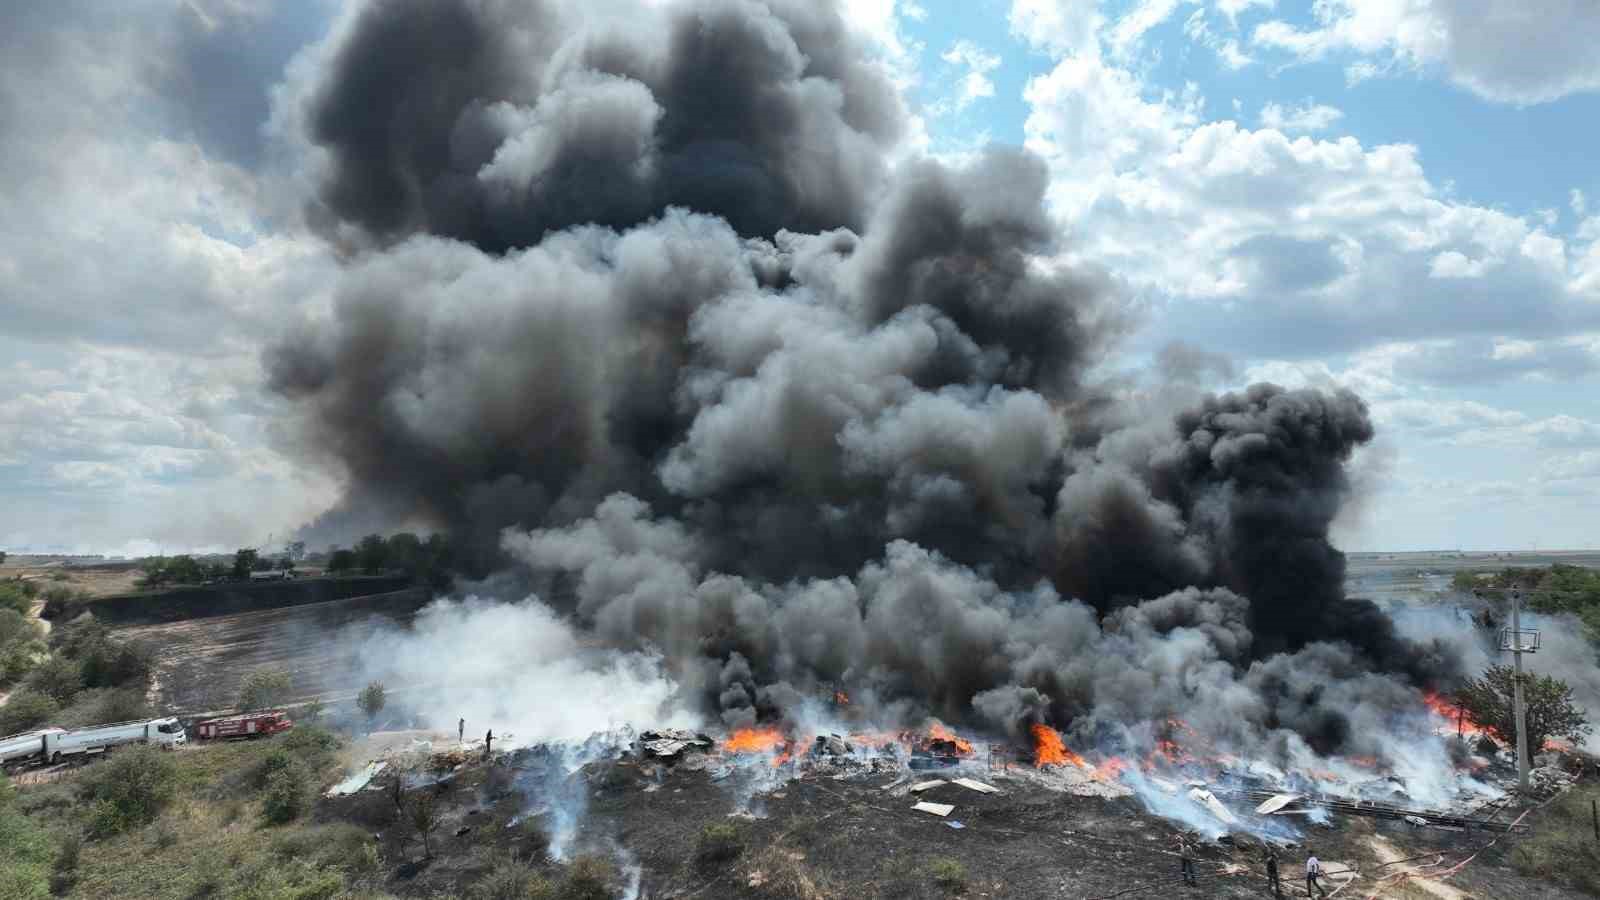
[272,0,1451,749]
[303,0,903,252]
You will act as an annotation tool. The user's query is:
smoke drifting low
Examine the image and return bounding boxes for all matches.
[273,0,1454,753]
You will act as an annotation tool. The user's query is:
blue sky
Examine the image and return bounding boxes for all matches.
[3,0,1600,555]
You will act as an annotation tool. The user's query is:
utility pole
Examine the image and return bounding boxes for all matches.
[1508,590,1533,793]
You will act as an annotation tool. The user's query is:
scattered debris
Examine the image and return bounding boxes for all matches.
[636,729,713,760]
[1255,793,1302,815]
[909,780,948,793]
[1187,788,1240,826]
[951,777,999,794]
[913,802,955,817]
[326,761,387,797]
[946,821,965,830]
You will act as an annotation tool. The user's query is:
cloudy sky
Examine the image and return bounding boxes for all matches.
[3,0,1599,556]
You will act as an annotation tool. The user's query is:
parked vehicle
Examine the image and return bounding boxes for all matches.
[40,717,186,764]
[193,710,294,740]
[1,728,64,768]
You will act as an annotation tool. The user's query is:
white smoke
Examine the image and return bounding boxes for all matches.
[350,595,701,743]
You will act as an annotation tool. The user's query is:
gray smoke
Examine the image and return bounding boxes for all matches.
[271,0,1454,752]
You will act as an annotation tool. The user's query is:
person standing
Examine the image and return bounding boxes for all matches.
[1178,836,1197,887]
[1305,852,1327,898]
[484,728,494,761]
[458,717,465,745]
[1266,848,1283,898]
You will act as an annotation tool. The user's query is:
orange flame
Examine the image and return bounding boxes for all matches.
[1094,756,1129,780]
[724,727,786,753]
[928,721,975,756]
[1031,723,1089,769]
[834,691,850,706]
[1422,690,1486,737]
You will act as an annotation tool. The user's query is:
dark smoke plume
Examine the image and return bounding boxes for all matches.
[272,0,1452,748]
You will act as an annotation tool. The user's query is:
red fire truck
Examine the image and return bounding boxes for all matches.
[193,710,294,740]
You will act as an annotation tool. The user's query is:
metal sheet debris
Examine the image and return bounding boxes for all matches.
[913,802,955,817]
[946,821,965,830]
[909,780,948,793]
[1255,793,1302,815]
[1187,788,1240,826]
[951,778,999,794]
[326,761,387,797]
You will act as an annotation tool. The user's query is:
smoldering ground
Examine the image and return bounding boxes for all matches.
[273,0,1458,760]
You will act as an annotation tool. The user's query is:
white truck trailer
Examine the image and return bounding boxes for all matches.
[36,717,186,764]
[1,728,64,768]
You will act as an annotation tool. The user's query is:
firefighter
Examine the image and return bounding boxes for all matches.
[459,717,465,745]
[484,728,494,761]
[1266,848,1283,898]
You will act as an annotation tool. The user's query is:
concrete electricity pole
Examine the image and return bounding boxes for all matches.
[1508,591,1532,793]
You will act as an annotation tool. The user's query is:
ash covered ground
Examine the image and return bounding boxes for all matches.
[317,727,1590,900]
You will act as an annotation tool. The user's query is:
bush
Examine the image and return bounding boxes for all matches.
[239,668,293,711]
[57,687,151,728]
[261,766,312,825]
[929,858,967,893]
[21,654,80,703]
[559,855,619,900]
[0,581,33,616]
[0,795,52,900]
[471,861,555,900]
[75,637,151,690]
[50,831,81,894]
[1510,784,1600,894]
[271,823,378,870]
[76,745,177,837]
[0,690,58,734]
[252,749,298,790]
[696,822,744,868]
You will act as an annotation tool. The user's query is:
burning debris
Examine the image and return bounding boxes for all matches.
[267,0,1588,869]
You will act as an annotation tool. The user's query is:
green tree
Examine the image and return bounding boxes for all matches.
[1456,665,1592,757]
[356,681,386,731]
[0,582,31,616]
[1450,571,1480,593]
[355,534,388,574]
[22,654,81,704]
[165,555,204,585]
[77,745,177,836]
[327,549,355,574]
[238,668,293,711]
[232,548,259,580]
[405,790,440,858]
[0,691,58,734]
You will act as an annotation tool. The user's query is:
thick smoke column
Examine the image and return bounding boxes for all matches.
[272,0,1452,751]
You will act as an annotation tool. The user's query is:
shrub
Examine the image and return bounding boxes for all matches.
[58,687,152,727]
[76,745,177,837]
[252,749,298,790]
[21,654,81,703]
[261,766,312,825]
[471,861,555,900]
[238,668,293,711]
[281,724,340,755]
[50,831,81,894]
[76,637,152,690]
[0,690,58,734]
[0,581,32,616]
[559,855,619,900]
[696,822,744,868]
[929,858,967,893]
[1510,784,1600,894]
[0,798,51,900]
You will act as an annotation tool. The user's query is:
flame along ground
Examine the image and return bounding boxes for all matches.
[719,690,1514,788]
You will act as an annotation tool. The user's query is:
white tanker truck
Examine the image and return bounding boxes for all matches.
[1,717,186,769]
